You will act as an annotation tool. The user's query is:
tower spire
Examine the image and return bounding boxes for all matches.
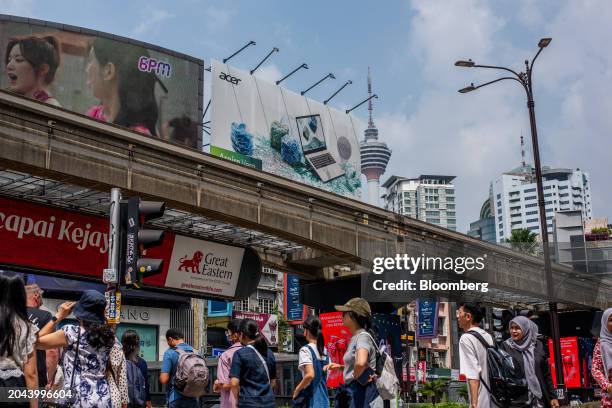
[368,66,374,129]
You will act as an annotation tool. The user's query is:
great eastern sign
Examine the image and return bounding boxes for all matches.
[0,196,260,300]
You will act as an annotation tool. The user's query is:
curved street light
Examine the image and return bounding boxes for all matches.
[454,37,568,401]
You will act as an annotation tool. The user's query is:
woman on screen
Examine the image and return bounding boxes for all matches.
[85,37,158,136]
[592,308,612,408]
[4,35,61,107]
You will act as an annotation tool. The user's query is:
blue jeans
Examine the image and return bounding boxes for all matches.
[169,397,199,408]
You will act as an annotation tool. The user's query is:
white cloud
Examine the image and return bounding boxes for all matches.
[204,5,232,31]
[0,0,34,17]
[377,0,612,233]
[253,64,282,84]
[132,9,173,36]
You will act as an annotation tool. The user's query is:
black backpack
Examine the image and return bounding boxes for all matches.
[464,331,528,408]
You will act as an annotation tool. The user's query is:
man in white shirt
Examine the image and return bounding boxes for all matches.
[457,302,494,408]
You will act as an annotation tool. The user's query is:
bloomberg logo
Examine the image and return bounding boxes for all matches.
[219,72,241,85]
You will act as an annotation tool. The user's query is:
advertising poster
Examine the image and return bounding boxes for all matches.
[0,17,203,149]
[373,313,402,378]
[233,310,278,346]
[0,196,257,299]
[116,324,158,361]
[417,361,427,384]
[284,274,307,323]
[321,311,352,388]
[210,59,362,199]
[417,299,439,339]
[548,336,581,389]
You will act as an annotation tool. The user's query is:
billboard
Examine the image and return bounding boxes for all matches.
[210,59,362,198]
[321,311,352,388]
[548,336,581,389]
[0,196,259,299]
[232,310,278,346]
[0,16,203,149]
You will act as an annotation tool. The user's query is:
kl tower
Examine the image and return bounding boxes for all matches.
[360,68,391,206]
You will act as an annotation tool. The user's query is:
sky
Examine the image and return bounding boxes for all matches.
[2,0,611,233]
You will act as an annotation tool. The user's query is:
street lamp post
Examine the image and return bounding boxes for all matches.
[455,38,567,402]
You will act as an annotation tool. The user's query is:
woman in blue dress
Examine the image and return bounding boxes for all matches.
[37,290,118,408]
[292,315,335,407]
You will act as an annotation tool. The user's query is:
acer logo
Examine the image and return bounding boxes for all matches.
[219,72,241,85]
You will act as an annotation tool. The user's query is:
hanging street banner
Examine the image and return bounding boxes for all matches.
[0,196,260,299]
[210,59,362,199]
[232,310,279,346]
[284,274,308,323]
[321,311,352,388]
[416,299,439,339]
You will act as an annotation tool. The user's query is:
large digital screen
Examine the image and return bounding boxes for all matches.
[210,59,362,199]
[0,16,203,149]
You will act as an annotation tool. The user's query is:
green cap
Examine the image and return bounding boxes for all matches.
[335,297,371,317]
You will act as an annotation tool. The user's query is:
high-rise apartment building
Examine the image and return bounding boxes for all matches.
[382,175,456,231]
[491,166,592,242]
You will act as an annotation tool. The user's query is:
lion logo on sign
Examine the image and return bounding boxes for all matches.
[178,251,203,273]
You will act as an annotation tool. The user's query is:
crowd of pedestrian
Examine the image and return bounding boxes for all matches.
[2,270,611,408]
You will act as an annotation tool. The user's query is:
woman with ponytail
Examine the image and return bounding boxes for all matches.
[292,315,333,407]
[229,318,276,408]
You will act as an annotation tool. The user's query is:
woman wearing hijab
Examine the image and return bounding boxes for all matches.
[592,308,612,408]
[500,316,558,408]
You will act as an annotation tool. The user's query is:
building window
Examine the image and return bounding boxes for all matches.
[447,197,455,203]
[497,208,502,215]
[446,189,454,195]
[524,188,536,193]
[257,298,275,314]
[526,210,538,215]
[526,218,538,223]
[497,193,501,199]
[447,211,456,217]
[234,298,250,312]
[499,223,503,229]
[447,204,455,209]
[426,211,440,216]
[525,195,537,201]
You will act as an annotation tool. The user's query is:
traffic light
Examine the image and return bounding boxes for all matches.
[124,196,166,288]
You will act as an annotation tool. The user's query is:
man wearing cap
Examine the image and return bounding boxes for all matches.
[26,284,59,389]
[334,297,381,407]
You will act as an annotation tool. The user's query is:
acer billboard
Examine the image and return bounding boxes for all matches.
[210,59,362,199]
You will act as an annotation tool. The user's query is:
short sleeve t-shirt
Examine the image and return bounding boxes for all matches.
[28,307,52,386]
[298,344,328,374]
[459,327,493,408]
[229,346,275,407]
[0,318,38,375]
[343,330,377,383]
[161,342,198,403]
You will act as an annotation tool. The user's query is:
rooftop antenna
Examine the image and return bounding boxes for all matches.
[521,132,526,168]
[368,67,375,128]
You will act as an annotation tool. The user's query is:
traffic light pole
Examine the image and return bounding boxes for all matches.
[108,188,121,278]
[105,188,122,325]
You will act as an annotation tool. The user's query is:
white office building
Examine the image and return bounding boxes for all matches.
[491,166,592,242]
[382,175,457,231]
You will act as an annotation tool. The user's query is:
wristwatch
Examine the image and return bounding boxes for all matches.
[51,316,58,323]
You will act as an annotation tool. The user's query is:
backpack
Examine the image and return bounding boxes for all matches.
[361,332,400,400]
[173,348,209,398]
[464,331,528,408]
[126,359,147,408]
